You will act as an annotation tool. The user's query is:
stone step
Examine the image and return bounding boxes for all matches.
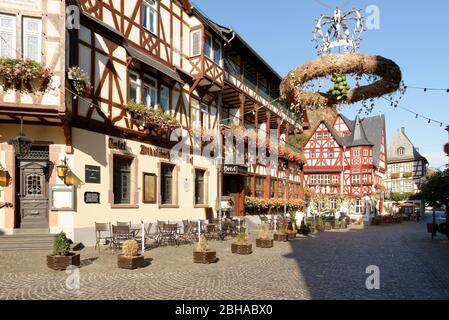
[13,228,50,235]
[0,233,56,251]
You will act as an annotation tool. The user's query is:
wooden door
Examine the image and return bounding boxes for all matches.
[19,161,49,229]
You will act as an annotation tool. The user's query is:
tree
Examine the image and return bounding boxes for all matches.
[420,169,449,238]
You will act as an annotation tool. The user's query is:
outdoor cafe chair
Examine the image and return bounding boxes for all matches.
[205,224,219,241]
[112,225,132,250]
[160,223,180,246]
[94,222,113,251]
[116,221,131,227]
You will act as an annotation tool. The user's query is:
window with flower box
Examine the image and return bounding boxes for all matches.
[144,76,158,109]
[255,177,265,198]
[160,85,170,112]
[129,72,142,103]
[332,176,339,185]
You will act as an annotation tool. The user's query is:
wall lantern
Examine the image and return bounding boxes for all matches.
[0,163,9,187]
[56,157,70,182]
[8,117,33,158]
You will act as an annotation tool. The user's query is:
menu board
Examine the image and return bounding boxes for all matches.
[50,185,75,211]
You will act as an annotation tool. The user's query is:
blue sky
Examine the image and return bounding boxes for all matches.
[193,0,449,169]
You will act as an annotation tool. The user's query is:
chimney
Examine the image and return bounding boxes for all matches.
[401,127,405,134]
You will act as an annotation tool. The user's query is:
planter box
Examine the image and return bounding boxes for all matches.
[193,251,218,264]
[117,254,145,270]
[231,243,252,255]
[256,238,274,248]
[316,225,324,232]
[324,223,332,231]
[287,232,297,240]
[47,253,80,271]
[274,233,288,242]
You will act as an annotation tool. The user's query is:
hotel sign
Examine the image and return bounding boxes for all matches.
[108,138,127,151]
[223,165,248,176]
[140,145,170,160]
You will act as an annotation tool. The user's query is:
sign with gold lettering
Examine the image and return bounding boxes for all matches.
[140,145,170,160]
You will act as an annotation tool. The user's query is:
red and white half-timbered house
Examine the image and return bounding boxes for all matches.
[303,114,387,218]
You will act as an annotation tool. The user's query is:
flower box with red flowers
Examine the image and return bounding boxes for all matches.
[0,58,52,94]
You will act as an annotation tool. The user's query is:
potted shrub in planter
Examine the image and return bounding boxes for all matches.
[256,224,274,248]
[117,240,145,270]
[47,232,80,271]
[231,230,252,255]
[324,221,332,231]
[274,223,288,242]
[193,235,218,264]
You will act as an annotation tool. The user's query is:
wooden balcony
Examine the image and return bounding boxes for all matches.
[188,55,224,92]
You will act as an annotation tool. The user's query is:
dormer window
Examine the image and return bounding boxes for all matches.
[398,147,405,156]
[143,0,158,35]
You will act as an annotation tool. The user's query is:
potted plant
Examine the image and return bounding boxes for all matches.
[47,232,80,271]
[274,222,288,242]
[193,235,218,264]
[231,230,252,255]
[256,224,274,248]
[67,66,93,98]
[117,240,145,270]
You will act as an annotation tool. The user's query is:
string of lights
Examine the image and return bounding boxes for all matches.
[380,96,449,128]
[404,85,449,93]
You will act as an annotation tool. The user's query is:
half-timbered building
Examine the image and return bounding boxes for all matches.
[0,0,305,245]
[303,113,387,218]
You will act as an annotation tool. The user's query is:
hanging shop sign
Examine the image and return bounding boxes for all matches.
[84,192,100,204]
[140,145,170,160]
[222,165,248,176]
[85,165,101,184]
[108,138,127,151]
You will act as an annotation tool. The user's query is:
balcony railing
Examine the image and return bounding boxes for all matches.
[224,58,298,122]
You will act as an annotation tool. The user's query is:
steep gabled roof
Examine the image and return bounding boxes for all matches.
[346,116,374,147]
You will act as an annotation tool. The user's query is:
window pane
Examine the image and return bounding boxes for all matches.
[161,86,170,112]
[195,170,205,205]
[255,177,265,198]
[213,41,222,64]
[25,35,39,61]
[0,32,13,57]
[161,164,174,205]
[204,34,212,58]
[191,31,200,56]
[113,157,132,204]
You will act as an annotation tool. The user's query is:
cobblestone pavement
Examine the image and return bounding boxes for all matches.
[1,215,449,300]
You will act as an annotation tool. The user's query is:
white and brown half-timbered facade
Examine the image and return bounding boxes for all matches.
[0,0,305,244]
